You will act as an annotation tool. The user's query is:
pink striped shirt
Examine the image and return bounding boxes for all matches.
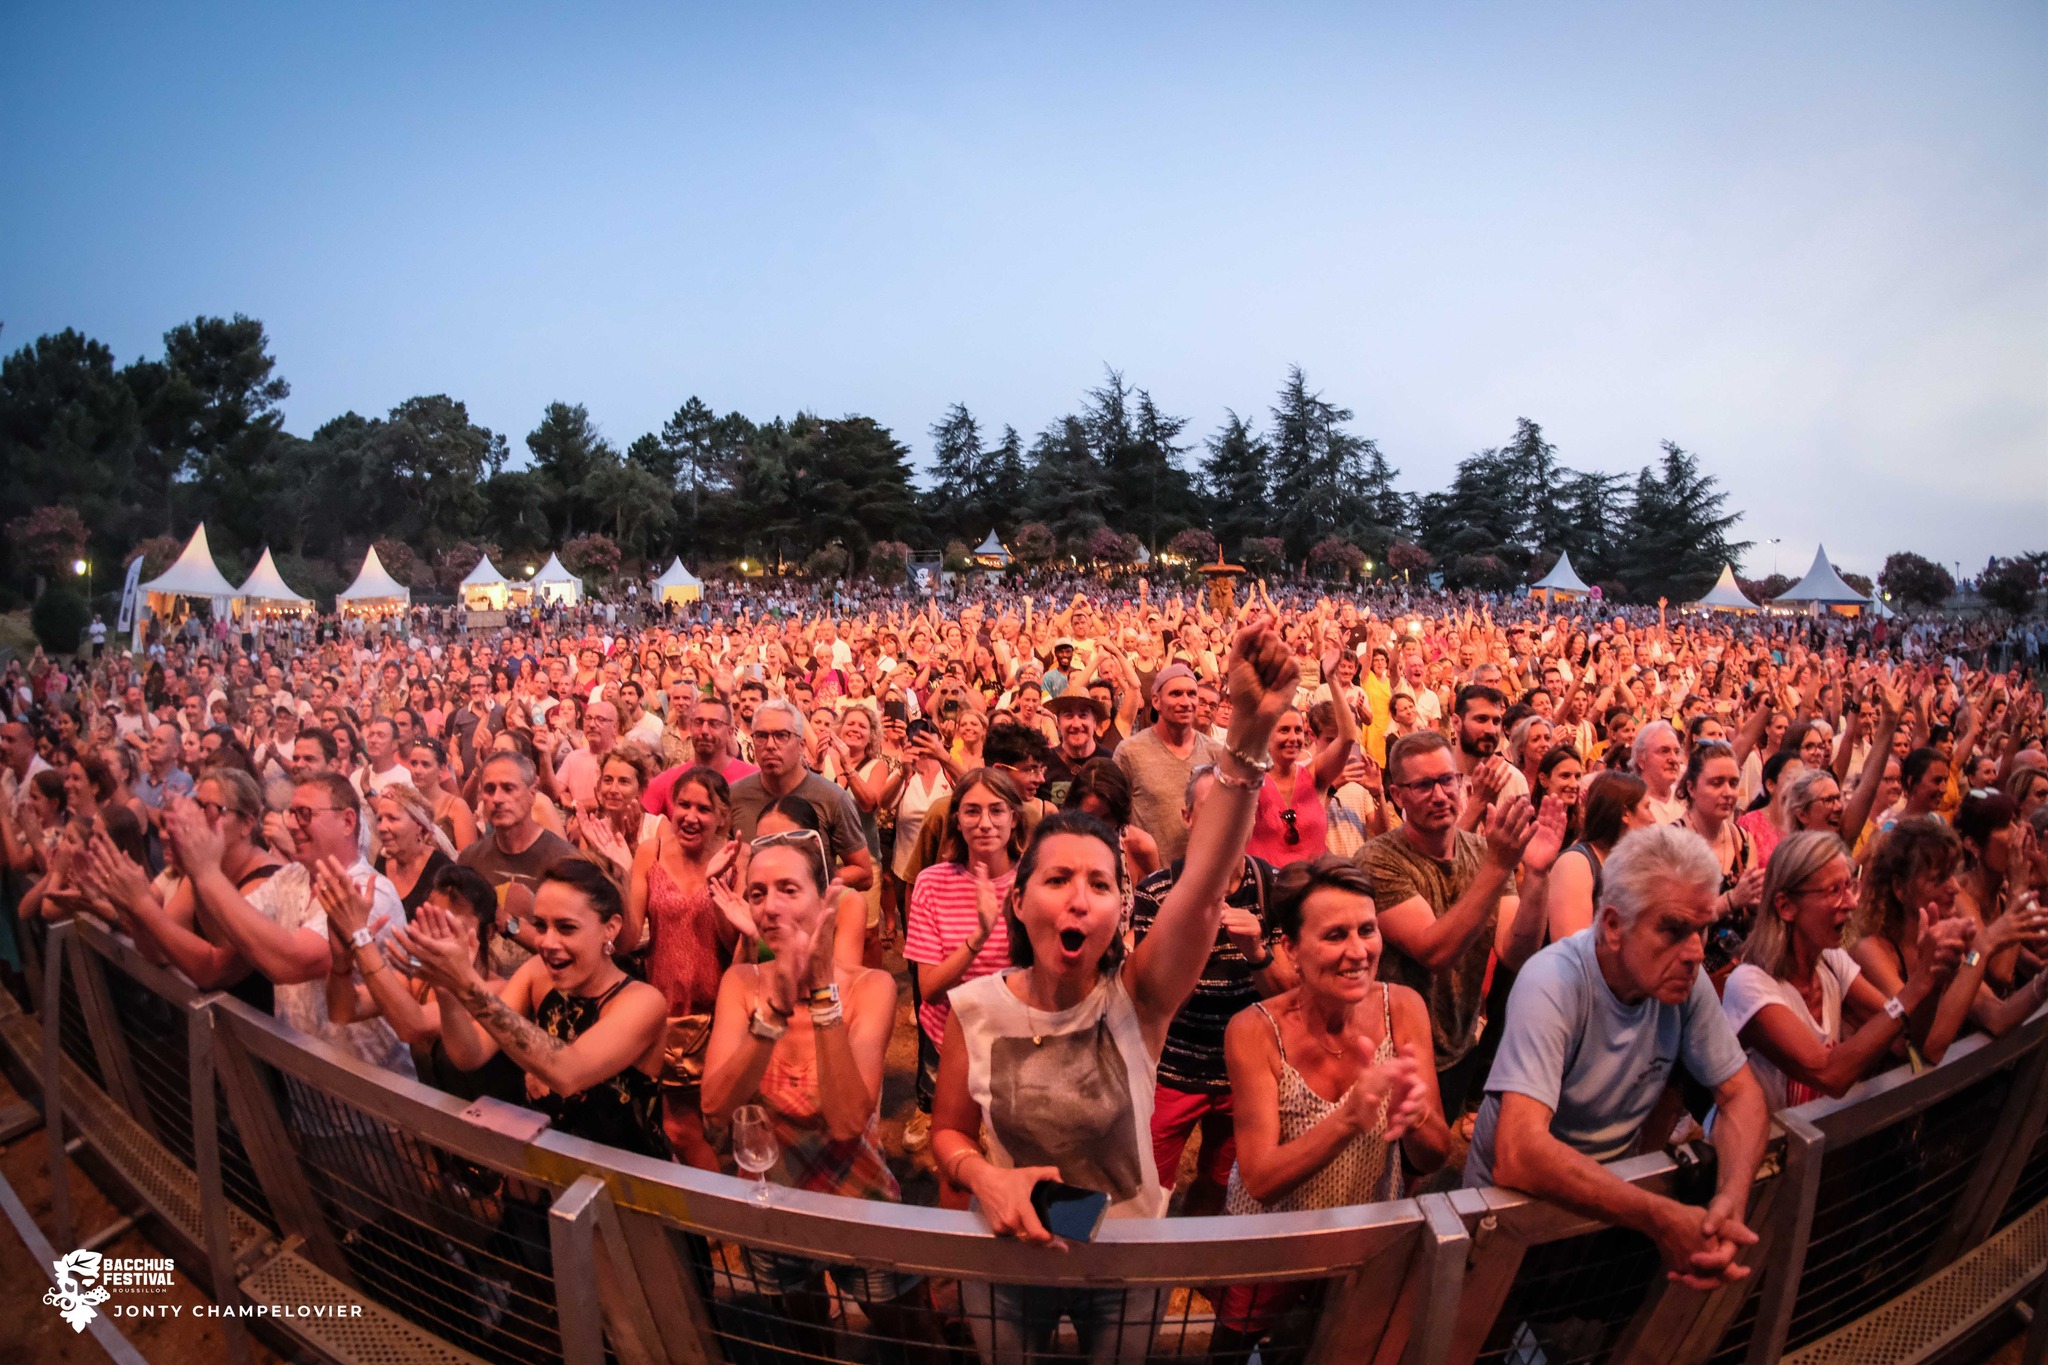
[903,862,1014,1045]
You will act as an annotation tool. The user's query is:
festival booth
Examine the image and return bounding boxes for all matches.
[532,552,583,606]
[234,548,314,619]
[458,555,513,610]
[1690,564,1759,612]
[336,546,412,619]
[969,530,1010,570]
[652,556,703,605]
[1528,550,1592,603]
[1771,545,1869,616]
[134,523,242,647]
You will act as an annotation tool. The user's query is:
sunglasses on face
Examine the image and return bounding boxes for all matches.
[1280,807,1300,845]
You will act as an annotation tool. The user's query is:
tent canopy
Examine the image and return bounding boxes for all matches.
[532,552,582,604]
[1774,546,1868,606]
[459,555,509,588]
[1529,550,1591,597]
[236,548,312,608]
[1691,565,1758,612]
[653,556,703,604]
[337,547,412,604]
[972,530,1010,565]
[140,524,241,599]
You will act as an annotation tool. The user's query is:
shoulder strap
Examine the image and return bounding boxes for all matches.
[1254,1000,1288,1060]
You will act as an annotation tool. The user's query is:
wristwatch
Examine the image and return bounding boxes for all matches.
[1243,947,1275,971]
[500,916,523,941]
[1962,949,1984,971]
[349,927,376,950]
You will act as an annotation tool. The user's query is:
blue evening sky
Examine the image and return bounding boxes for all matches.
[3,3,2042,577]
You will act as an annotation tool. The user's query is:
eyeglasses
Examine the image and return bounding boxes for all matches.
[287,805,344,825]
[1280,807,1301,845]
[752,728,798,744]
[1394,773,1465,796]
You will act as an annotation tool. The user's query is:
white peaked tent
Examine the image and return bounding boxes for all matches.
[652,556,703,605]
[532,552,583,606]
[1529,551,1592,602]
[1691,565,1758,612]
[972,530,1011,568]
[236,548,313,615]
[1773,545,1869,615]
[140,523,242,601]
[136,523,242,645]
[459,555,513,610]
[337,546,413,615]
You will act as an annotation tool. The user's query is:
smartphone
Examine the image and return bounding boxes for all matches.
[882,700,908,723]
[1030,1180,1110,1243]
[907,718,936,744]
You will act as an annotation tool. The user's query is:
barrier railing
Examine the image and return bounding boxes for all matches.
[6,912,2048,1365]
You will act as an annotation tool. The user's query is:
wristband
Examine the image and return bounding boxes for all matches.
[1962,949,1984,971]
[807,981,844,1027]
[1882,994,1906,1022]
[1244,948,1275,971]
[349,926,376,950]
[748,1004,789,1041]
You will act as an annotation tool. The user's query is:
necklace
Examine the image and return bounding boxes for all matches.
[1024,999,1044,1046]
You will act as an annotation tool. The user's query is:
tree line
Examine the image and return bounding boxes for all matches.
[4,311,2027,615]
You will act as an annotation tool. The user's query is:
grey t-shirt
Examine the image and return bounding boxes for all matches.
[1113,727,1218,867]
[728,771,869,871]
[1464,929,1749,1189]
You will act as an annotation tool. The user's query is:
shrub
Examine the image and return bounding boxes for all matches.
[31,584,91,654]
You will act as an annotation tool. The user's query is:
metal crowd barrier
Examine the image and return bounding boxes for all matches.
[6,912,2048,1365]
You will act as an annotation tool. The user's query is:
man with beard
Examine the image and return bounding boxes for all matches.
[1451,684,1524,830]
[1042,693,1110,808]
[1359,731,1551,1120]
[1116,663,1218,866]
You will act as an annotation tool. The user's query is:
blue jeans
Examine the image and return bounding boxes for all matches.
[963,1281,1161,1363]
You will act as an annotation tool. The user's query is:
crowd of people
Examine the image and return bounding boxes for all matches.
[3,577,2045,1361]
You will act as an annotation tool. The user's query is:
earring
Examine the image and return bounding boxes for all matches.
[603,940,615,956]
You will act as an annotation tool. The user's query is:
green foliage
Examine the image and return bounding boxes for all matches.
[1168,528,1218,564]
[1387,541,1433,579]
[1611,443,1749,602]
[30,583,90,653]
[1201,411,1268,552]
[1024,417,1109,547]
[805,544,850,580]
[1011,522,1057,566]
[562,533,621,583]
[1880,552,1955,612]
[1240,537,1287,574]
[1979,557,2042,618]
[869,541,912,586]
[0,330,139,543]
[8,505,89,578]
[1308,536,1366,582]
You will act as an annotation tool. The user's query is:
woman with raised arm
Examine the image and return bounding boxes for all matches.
[320,860,526,1106]
[1723,832,1964,1110]
[930,615,1296,1363]
[698,826,943,1361]
[1244,648,1359,870]
[1851,817,2048,1064]
[1544,770,1650,942]
[401,858,670,1158]
[1679,742,1764,977]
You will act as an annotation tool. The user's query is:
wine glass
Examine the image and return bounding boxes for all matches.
[732,1104,778,1207]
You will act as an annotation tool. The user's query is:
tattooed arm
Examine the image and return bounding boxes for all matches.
[432,957,666,1097]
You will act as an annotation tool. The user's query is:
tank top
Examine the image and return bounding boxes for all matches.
[1246,766,1328,867]
[645,862,723,1015]
[1224,990,1401,1215]
[1562,841,1604,906]
[950,969,1165,1221]
[531,976,669,1159]
[753,983,900,1202]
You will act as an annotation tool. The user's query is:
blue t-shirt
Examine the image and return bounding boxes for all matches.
[1464,929,1748,1189]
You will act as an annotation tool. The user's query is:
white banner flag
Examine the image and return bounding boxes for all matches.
[114,554,146,633]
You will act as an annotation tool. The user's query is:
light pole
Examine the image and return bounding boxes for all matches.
[73,557,92,603]
[1768,538,1781,577]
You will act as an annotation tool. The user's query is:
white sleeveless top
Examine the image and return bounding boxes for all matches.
[949,968,1166,1221]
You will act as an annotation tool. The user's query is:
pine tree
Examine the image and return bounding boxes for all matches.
[659,397,722,525]
[1025,415,1109,550]
[927,402,984,540]
[1130,388,1196,550]
[1613,442,1749,602]
[1202,410,1270,551]
[1267,366,1373,561]
[984,425,1027,533]
[1503,417,1569,552]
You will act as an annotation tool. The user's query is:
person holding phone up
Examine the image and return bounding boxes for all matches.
[930,614,1297,1364]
